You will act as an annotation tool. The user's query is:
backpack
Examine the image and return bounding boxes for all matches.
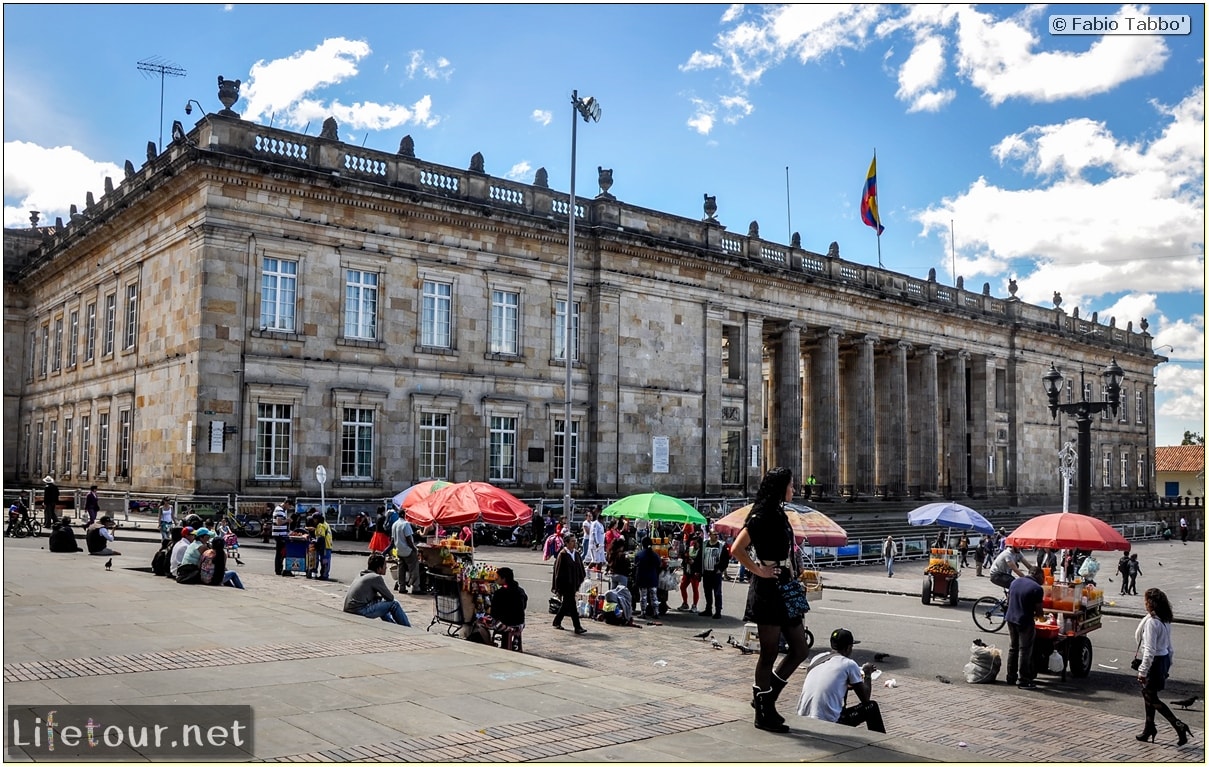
[151,547,171,576]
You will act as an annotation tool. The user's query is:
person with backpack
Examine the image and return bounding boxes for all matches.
[1117,552,1132,595]
[48,518,81,553]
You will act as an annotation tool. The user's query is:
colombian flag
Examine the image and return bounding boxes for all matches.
[860,156,884,235]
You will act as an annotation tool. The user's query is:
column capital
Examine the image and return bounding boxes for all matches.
[859,334,880,346]
[895,340,913,353]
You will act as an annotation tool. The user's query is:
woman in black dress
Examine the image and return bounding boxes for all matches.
[729,467,810,733]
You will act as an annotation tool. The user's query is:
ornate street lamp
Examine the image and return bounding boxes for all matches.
[564,91,600,523]
[1042,358,1124,514]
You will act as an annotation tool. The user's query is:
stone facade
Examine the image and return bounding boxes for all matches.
[3,114,1165,506]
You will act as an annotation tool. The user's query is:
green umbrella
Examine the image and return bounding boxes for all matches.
[600,492,707,525]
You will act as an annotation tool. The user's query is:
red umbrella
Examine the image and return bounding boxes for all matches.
[1005,512,1130,552]
[713,502,848,547]
[404,482,532,528]
[392,480,452,509]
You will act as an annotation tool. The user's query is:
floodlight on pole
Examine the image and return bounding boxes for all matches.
[564,90,600,524]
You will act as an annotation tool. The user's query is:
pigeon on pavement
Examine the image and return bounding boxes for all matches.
[711,638,723,649]
[693,628,713,640]
[935,675,951,684]
[737,645,755,655]
[1172,695,1199,710]
[104,558,113,571]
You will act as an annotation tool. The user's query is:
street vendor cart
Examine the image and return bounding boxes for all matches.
[908,502,996,607]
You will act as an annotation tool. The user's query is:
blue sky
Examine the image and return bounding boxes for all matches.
[4,3,1204,445]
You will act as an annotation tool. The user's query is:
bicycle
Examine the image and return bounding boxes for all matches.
[5,513,42,539]
[971,588,1009,632]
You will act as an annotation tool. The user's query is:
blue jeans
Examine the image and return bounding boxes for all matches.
[885,557,894,577]
[358,600,410,626]
[222,571,245,589]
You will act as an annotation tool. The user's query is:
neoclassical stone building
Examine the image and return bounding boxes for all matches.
[3,103,1165,506]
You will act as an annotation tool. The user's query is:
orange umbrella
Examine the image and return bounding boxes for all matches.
[1005,512,1130,552]
[713,502,848,546]
[404,482,532,528]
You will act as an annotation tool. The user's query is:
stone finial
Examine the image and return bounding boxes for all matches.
[597,166,613,197]
[826,241,839,258]
[534,167,549,188]
[1008,278,1018,296]
[982,282,990,296]
[791,232,801,249]
[104,177,114,195]
[146,141,157,162]
[1053,291,1062,308]
[1072,307,1079,319]
[469,151,484,173]
[124,160,136,179]
[1127,320,1134,332]
[1109,316,1116,328]
[69,204,78,217]
[217,76,241,117]
[85,191,95,208]
[1140,317,1149,332]
[956,276,964,290]
[29,211,39,228]
[702,194,717,221]
[748,220,760,238]
[1091,311,1098,324]
[55,217,64,232]
[397,135,415,158]
[928,268,937,283]
[320,117,339,141]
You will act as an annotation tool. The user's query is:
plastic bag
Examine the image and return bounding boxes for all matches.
[1048,652,1065,674]
[964,642,1002,683]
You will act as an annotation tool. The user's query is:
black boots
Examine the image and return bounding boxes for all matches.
[753,672,791,733]
[1174,720,1192,746]
[1136,722,1157,742]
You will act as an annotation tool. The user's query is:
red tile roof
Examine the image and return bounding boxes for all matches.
[1155,445,1205,473]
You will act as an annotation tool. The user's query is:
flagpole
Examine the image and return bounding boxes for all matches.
[876,230,883,269]
[874,149,883,268]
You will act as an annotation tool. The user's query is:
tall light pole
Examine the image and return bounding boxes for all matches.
[1042,358,1124,515]
[564,90,600,525]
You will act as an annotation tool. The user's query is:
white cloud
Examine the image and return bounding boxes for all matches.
[720,4,743,24]
[1097,294,1158,332]
[1152,314,1206,363]
[504,162,532,182]
[3,141,122,228]
[1156,364,1204,422]
[896,36,955,113]
[223,3,233,11]
[719,94,753,124]
[531,109,552,127]
[686,99,716,135]
[679,50,724,72]
[406,50,453,80]
[918,87,1205,302]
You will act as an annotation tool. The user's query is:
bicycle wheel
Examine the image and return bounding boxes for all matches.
[972,596,1007,633]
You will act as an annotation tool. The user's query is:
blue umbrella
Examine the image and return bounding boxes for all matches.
[907,502,995,534]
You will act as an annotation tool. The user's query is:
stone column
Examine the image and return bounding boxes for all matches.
[855,335,877,493]
[968,354,994,497]
[703,303,726,493]
[918,347,940,492]
[810,328,841,493]
[592,285,622,494]
[948,350,970,497]
[744,314,765,495]
[878,341,909,495]
[774,323,803,482]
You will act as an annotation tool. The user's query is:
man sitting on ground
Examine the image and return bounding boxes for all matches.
[48,517,81,553]
[176,528,212,584]
[796,628,886,733]
[343,554,411,626]
[86,516,122,557]
[170,527,195,578]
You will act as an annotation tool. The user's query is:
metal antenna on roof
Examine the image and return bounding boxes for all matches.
[137,56,187,153]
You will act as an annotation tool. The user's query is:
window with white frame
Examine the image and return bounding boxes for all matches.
[118,409,132,479]
[27,332,36,382]
[1120,452,1129,488]
[1135,390,1145,424]
[103,293,116,355]
[421,280,452,348]
[418,412,449,479]
[340,407,374,480]
[52,318,63,371]
[84,302,96,361]
[39,324,48,377]
[260,258,298,331]
[79,415,90,478]
[63,417,73,477]
[48,421,58,477]
[97,413,110,476]
[489,415,518,482]
[1137,454,1146,487]
[34,422,44,476]
[1066,380,1073,404]
[344,269,378,340]
[1100,386,1110,420]
[490,289,520,355]
[255,403,292,478]
[554,299,579,361]
[22,423,30,475]
[1119,387,1128,422]
[1102,450,1112,487]
[68,311,78,367]
[124,283,138,350]
[553,418,578,485]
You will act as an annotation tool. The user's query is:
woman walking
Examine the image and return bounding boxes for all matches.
[1135,588,1192,745]
[728,467,810,733]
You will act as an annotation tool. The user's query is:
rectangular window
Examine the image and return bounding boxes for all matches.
[418,412,449,479]
[118,409,132,479]
[721,325,741,380]
[63,417,73,477]
[340,407,374,479]
[39,324,49,377]
[553,419,579,485]
[48,421,58,477]
[79,415,91,478]
[344,269,378,340]
[1102,451,1112,488]
[52,318,63,371]
[1100,386,1110,420]
[489,415,517,482]
[97,413,110,476]
[554,300,580,361]
[1137,455,1146,488]
[84,302,96,361]
[22,423,31,475]
[260,258,298,331]
[103,293,116,355]
[421,281,452,348]
[1066,380,1073,404]
[255,403,292,478]
[994,369,1007,410]
[27,333,36,381]
[68,311,78,367]
[489,290,520,355]
[1135,390,1145,424]
[124,283,138,350]
[721,428,743,484]
[1120,452,1129,488]
[1083,382,1092,403]
[1119,387,1128,422]
[34,422,44,476]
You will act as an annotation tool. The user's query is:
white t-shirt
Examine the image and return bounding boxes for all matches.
[170,538,190,575]
[797,652,863,722]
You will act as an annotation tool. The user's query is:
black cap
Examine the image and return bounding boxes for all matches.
[830,628,860,649]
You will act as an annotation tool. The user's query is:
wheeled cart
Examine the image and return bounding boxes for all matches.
[1032,584,1103,679]
[921,548,960,606]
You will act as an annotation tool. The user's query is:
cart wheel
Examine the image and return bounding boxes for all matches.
[1068,636,1093,678]
[921,577,932,605]
[804,628,814,651]
[947,579,959,606]
[972,596,1007,632]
